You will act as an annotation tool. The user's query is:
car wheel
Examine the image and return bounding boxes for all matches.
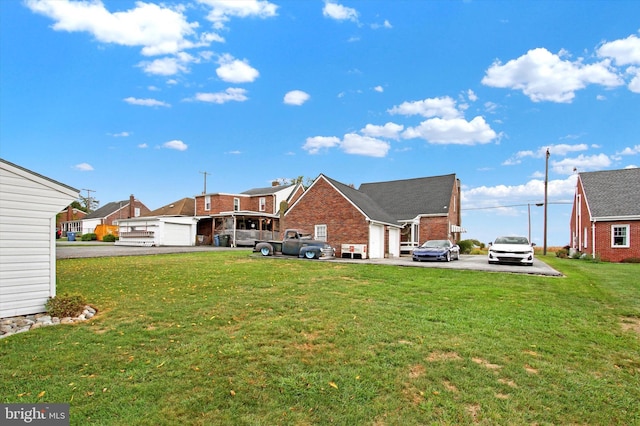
[260,246,271,256]
[304,250,316,259]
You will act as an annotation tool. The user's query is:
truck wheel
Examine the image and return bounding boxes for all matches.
[256,242,273,256]
[304,250,316,259]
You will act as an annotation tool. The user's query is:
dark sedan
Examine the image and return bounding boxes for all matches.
[412,240,460,262]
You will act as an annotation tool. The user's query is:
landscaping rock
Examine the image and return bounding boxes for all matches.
[0,305,97,339]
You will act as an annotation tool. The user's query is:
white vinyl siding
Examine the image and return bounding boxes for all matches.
[0,161,78,318]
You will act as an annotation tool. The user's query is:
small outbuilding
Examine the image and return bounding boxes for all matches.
[0,158,79,318]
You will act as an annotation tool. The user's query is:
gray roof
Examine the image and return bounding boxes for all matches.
[322,175,399,225]
[241,183,295,196]
[84,200,130,220]
[580,168,640,218]
[1,158,79,193]
[359,174,457,221]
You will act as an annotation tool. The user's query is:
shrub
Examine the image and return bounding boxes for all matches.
[45,294,86,318]
[102,234,118,242]
[621,257,640,264]
[556,248,569,258]
[81,233,97,241]
[457,240,475,254]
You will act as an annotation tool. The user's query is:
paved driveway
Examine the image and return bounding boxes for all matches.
[57,242,562,276]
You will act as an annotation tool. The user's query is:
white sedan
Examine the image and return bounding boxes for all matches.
[488,236,535,266]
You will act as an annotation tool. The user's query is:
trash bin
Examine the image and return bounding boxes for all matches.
[219,235,230,247]
[214,235,220,247]
[67,232,76,241]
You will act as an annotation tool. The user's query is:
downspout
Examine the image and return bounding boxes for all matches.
[591,220,596,259]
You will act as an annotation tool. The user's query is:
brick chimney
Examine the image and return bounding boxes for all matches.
[66,205,73,221]
[129,194,135,218]
[272,181,279,187]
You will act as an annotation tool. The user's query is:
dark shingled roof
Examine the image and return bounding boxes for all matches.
[322,175,399,226]
[359,174,457,221]
[242,183,295,196]
[84,200,130,220]
[580,168,640,218]
[142,197,194,217]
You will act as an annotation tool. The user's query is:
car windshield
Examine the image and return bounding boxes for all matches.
[494,236,529,245]
[422,240,449,248]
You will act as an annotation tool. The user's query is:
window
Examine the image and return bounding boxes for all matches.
[134,208,140,217]
[315,224,327,241]
[259,197,266,212]
[612,225,630,248]
[234,198,240,212]
[205,195,211,211]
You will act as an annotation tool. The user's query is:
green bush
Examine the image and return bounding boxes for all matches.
[457,240,474,254]
[81,233,97,241]
[102,234,118,242]
[45,294,86,318]
[556,248,569,258]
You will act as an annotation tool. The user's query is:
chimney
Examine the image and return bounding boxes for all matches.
[66,205,73,221]
[272,181,279,187]
[129,194,135,218]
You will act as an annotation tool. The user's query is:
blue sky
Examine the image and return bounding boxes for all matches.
[1,0,639,246]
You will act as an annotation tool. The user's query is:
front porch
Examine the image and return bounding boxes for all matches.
[197,211,280,247]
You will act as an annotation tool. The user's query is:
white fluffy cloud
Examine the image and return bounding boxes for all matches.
[552,154,612,174]
[73,162,94,171]
[360,122,404,140]
[200,0,278,29]
[503,144,589,165]
[192,88,249,104]
[25,0,205,56]
[284,90,310,106]
[402,116,497,145]
[597,34,640,66]
[482,48,624,103]
[216,54,259,83]
[323,2,358,22]
[123,97,170,107]
[388,96,461,119]
[341,133,390,157]
[162,140,188,151]
[303,136,341,154]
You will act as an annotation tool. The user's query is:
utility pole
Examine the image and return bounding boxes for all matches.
[81,188,95,213]
[199,171,210,194]
[543,148,550,256]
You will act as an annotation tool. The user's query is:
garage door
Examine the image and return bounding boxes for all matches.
[388,228,400,258]
[164,223,192,246]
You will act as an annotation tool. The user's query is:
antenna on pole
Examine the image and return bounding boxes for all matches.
[199,171,210,194]
[543,148,550,256]
[81,188,95,213]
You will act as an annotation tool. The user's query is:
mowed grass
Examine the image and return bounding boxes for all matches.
[1,252,639,425]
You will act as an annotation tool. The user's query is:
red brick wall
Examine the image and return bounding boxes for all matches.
[104,200,150,225]
[284,177,369,257]
[593,221,640,262]
[418,216,450,243]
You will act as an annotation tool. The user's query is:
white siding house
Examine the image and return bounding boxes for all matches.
[0,159,79,318]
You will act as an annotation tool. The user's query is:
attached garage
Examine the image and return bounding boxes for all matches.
[368,223,386,259]
[0,158,79,318]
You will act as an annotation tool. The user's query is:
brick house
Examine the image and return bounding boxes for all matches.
[79,194,150,235]
[57,206,87,235]
[283,173,463,259]
[570,168,640,262]
[194,182,304,246]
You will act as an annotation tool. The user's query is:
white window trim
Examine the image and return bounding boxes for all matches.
[611,224,630,248]
[259,197,266,212]
[315,224,327,242]
[205,195,211,211]
[234,197,240,212]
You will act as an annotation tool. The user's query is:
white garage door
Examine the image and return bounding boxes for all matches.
[164,223,192,246]
[368,224,385,259]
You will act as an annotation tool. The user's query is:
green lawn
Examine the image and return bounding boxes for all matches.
[1,252,639,425]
